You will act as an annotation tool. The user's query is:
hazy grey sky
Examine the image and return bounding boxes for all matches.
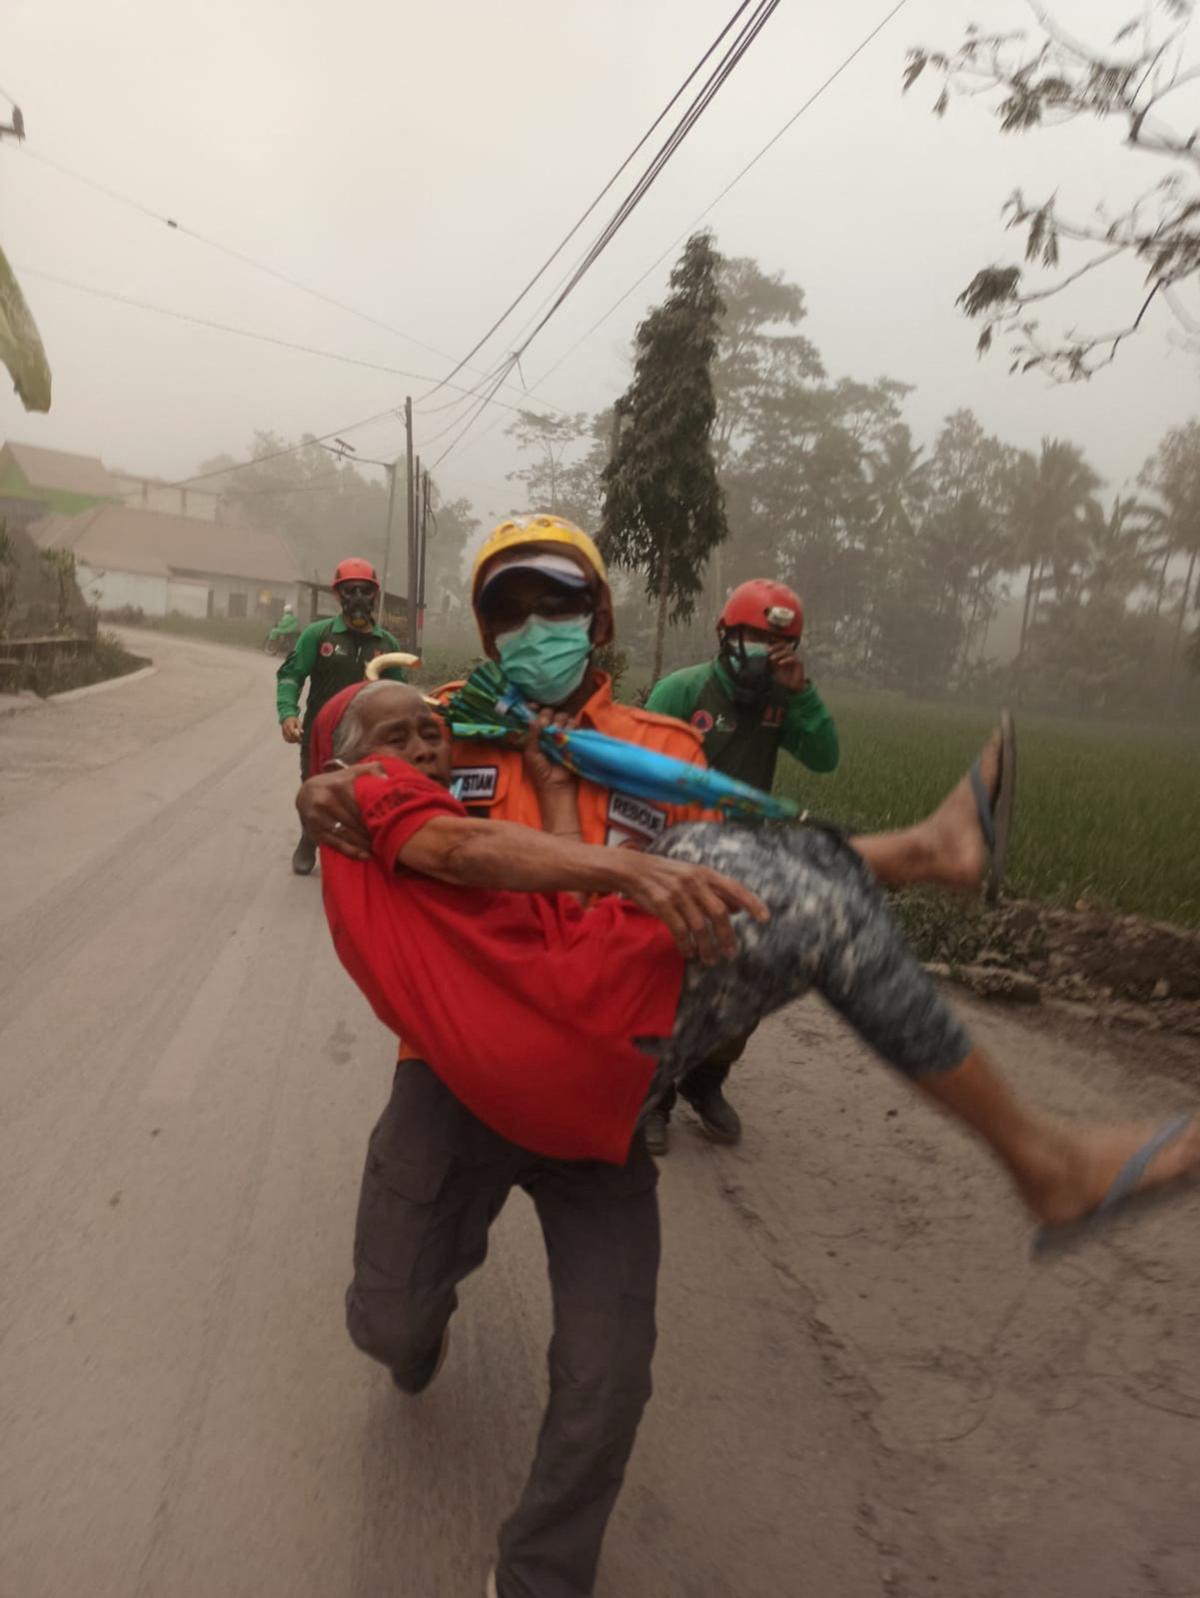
[4,0,1198,525]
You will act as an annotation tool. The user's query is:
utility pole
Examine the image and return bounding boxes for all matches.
[325,435,402,627]
[323,435,404,629]
[416,468,431,654]
[411,452,421,649]
[595,398,625,561]
[404,397,416,649]
[379,460,399,621]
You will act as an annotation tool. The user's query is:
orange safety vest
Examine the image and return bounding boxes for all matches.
[440,670,713,845]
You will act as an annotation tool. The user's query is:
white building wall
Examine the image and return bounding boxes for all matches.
[77,561,169,616]
[165,578,211,618]
[197,573,302,619]
[77,560,298,621]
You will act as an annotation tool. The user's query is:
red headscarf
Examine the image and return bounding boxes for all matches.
[310,680,370,774]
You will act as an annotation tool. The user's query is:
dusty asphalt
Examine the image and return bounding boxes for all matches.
[1,629,1198,1598]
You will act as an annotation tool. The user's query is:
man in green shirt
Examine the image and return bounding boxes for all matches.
[642,578,839,1152]
[276,558,408,875]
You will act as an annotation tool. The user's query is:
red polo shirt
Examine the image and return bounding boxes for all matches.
[320,757,684,1165]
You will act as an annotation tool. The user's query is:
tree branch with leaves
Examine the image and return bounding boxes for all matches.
[905,0,1200,379]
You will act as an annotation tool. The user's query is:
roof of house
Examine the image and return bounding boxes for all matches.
[30,505,301,585]
[2,441,121,500]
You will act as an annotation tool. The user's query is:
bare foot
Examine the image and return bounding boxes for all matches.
[912,730,1002,892]
[1011,1115,1200,1227]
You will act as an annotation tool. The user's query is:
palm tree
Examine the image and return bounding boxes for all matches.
[869,424,929,546]
[1007,439,1103,660]
[858,425,929,672]
[1076,495,1156,608]
[1140,420,1200,667]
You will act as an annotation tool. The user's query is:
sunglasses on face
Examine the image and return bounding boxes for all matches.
[483,585,594,633]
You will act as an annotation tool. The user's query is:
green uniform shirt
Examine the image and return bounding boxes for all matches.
[645,658,838,793]
[275,615,408,728]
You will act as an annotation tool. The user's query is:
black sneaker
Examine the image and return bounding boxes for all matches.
[291,834,318,876]
[643,1109,670,1157]
[391,1324,450,1395]
[686,1089,742,1145]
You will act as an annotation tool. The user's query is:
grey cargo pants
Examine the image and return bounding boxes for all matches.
[346,1057,660,1598]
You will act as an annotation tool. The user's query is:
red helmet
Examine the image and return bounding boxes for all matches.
[332,557,379,589]
[718,579,803,639]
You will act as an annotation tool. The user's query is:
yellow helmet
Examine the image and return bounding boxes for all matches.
[471,513,607,604]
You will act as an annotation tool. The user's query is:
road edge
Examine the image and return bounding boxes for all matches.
[0,663,158,718]
[54,664,159,704]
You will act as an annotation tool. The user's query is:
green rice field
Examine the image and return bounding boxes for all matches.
[775,688,1200,931]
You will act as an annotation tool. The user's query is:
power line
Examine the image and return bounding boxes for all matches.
[420,388,504,451]
[430,0,783,467]
[136,407,406,494]
[410,2,780,456]
[427,366,516,463]
[418,347,540,447]
[693,0,911,234]
[14,142,571,416]
[512,0,781,355]
[20,264,556,419]
[431,0,910,481]
[535,0,911,393]
[177,342,539,498]
[224,471,376,501]
[21,268,449,382]
[13,1,777,494]
[15,144,456,365]
[413,0,761,405]
[504,2,778,366]
[22,0,881,502]
[225,464,499,504]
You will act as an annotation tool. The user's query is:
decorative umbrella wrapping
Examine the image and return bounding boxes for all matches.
[444,662,801,824]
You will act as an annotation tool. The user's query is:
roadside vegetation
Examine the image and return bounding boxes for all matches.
[785,687,1200,932]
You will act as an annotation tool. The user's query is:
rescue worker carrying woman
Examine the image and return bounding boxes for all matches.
[298,514,715,1598]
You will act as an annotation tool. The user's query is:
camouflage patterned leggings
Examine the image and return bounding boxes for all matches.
[642,822,972,1107]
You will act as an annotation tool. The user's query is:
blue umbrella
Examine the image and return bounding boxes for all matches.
[444,663,801,824]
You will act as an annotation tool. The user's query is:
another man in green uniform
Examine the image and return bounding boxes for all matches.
[642,578,839,1152]
[276,558,407,876]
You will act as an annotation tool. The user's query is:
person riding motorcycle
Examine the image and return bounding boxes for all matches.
[265,604,299,655]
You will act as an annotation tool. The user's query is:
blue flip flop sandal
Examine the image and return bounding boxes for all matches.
[1032,1113,1197,1259]
[968,709,1016,906]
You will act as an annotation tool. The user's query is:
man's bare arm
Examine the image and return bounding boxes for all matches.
[398,815,768,965]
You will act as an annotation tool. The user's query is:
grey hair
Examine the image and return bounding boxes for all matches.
[330,680,395,764]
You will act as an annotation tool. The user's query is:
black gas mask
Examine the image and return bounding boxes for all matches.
[720,627,776,703]
[338,580,378,631]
